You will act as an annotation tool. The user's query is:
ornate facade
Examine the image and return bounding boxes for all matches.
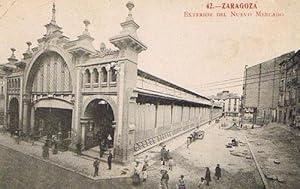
[1,2,221,163]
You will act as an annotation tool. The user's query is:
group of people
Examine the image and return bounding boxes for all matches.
[42,137,59,160]
[197,165,221,188]
[96,131,113,158]
[187,127,201,148]
[159,164,222,189]
[158,145,222,189]
[132,155,150,184]
[92,150,113,177]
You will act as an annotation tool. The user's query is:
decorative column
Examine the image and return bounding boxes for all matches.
[30,106,35,133]
[109,1,147,164]
[80,119,87,149]
[22,96,30,135]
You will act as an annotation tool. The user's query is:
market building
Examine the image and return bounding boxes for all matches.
[0,2,222,163]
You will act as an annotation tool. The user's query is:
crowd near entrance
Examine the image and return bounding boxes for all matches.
[84,99,115,152]
[34,108,72,144]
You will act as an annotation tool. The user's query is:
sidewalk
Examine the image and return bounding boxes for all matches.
[0,120,217,181]
[0,132,132,180]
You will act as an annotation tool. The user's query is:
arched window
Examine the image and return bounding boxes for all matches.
[110,67,117,82]
[84,69,91,84]
[17,78,20,88]
[92,68,99,83]
[101,67,107,83]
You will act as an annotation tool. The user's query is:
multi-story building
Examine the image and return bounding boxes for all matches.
[210,91,241,117]
[0,2,222,163]
[278,50,300,126]
[242,52,294,124]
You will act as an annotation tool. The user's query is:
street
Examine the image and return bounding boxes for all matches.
[0,117,299,189]
[135,118,300,189]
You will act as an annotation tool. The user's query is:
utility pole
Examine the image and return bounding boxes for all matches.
[241,65,248,127]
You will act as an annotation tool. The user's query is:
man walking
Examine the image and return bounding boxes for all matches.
[93,158,100,177]
[205,167,211,186]
[107,151,113,170]
[161,170,169,189]
[215,164,221,180]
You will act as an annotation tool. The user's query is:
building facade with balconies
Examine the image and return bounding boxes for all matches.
[243,52,294,124]
[210,91,241,117]
[278,50,300,126]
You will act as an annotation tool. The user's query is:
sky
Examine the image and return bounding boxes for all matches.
[0,0,299,96]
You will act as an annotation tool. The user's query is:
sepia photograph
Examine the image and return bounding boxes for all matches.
[0,0,299,188]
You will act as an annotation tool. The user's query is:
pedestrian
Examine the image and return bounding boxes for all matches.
[93,158,100,177]
[160,159,166,174]
[144,155,149,167]
[161,170,169,189]
[76,143,82,155]
[141,163,148,182]
[132,162,141,185]
[42,143,49,160]
[177,175,186,189]
[197,177,206,189]
[100,139,105,157]
[165,150,170,161]
[52,140,58,155]
[161,145,167,161]
[168,157,174,171]
[187,135,192,148]
[107,150,113,170]
[205,167,211,186]
[215,164,221,180]
[107,134,113,148]
[14,129,20,144]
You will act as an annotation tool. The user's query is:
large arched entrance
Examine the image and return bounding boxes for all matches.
[9,98,19,133]
[24,51,74,145]
[83,99,115,150]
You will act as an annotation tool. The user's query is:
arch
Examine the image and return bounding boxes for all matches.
[92,68,99,84]
[24,45,75,93]
[82,97,117,149]
[81,95,117,119]
[33,98,74,110]
[110,67,117,82]
[8,97,19,133]
[26,51,72,93]
[84,69,91,84]
[101,67,108,83]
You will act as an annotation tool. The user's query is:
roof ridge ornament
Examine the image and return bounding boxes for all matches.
[8,48,18,62]
[83,19,91,36]
[51,2,56,24]
[126,1,134,21]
